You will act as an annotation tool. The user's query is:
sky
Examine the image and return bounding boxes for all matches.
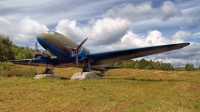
[0,0,200,67]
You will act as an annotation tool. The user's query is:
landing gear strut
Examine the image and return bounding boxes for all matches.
[82,58,91,72]
[44,64,54,74]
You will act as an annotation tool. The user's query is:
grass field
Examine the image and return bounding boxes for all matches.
[0,64,200,111]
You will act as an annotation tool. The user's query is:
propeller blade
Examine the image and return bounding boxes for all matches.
[28,53,36,65]
[35,41,38,50]
[39,50,42,54]
[35,41,38,51]
[70,38,88,65]
[28,41,51,65]
[76,51,78,65]
[77,38,88,49]
[28,42,38,65]
[75,38,88,65]
[28,59,33,65]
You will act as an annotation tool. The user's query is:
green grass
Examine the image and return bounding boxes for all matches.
[0,64,200,111]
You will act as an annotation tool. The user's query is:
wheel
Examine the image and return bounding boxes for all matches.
[44,68,52,74]
[82,65,90,72]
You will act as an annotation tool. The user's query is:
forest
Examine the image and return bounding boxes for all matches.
[0,34,199,71]
[108,59,199,71]
[0,34,34,61]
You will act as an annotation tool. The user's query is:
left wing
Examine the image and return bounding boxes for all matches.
[9,57,76,67]
[89,43,190,64]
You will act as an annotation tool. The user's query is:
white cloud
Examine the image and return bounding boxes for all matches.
[172,30,191,40]
[0,17,9,24]
[156,58,200,67]
[152,42,200,67]
[161,1,182,20]
[193,32,200,36]
[182,10,200,28]
[0,0,125,26]
[146,30,175,45]
[14,17,48,44]
[55,19,85,42]
[94,30,185,52]
[56,18,131,45]
[18,16,48,35]
[0,17,14,36]
[103,2,158,21]
[0,16,48,45]
[103,1,182,21]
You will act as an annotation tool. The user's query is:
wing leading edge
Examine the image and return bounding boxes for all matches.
[89,43,190,64]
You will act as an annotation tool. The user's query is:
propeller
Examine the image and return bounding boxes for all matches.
[28,42,39,65]
[28,42,50,65]
[72,38,88,65]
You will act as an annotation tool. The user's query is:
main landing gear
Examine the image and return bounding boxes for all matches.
[82,58,91,72]
[43,64,54,74]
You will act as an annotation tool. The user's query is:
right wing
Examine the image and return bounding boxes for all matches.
[89,43,190,64]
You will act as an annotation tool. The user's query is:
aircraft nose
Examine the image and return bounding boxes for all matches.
[37,33,46,40]
[36,33,48,45]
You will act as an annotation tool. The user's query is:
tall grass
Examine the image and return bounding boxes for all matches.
[0,63,199,111]
[0,62,37,77]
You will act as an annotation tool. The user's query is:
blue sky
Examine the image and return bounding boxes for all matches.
[0,0,200,67]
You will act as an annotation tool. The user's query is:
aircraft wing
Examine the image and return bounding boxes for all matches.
[9,59,42,66]
[89,43,190,64]
[9,57,76,67]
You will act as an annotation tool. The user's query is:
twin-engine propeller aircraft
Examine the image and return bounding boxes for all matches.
[10,31,190,74]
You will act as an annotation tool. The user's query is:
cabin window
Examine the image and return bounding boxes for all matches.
[54,33,61,38]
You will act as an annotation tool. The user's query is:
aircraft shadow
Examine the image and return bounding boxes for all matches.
[102,77,185,82]
[54,76,185,82]
[56,76,71,80]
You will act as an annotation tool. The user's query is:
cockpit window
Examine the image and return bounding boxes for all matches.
[46,31,61,38]
[46,31,54,35]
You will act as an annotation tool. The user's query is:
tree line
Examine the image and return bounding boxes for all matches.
[0,34,34,61]
[0,34,199,71]
[108,59,200,71]
[109,59,175,70]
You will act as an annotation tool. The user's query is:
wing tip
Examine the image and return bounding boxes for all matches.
[184,42,190,45]
[182,42,190,47]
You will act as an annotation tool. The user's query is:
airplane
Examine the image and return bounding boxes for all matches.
[10,30,190,75]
